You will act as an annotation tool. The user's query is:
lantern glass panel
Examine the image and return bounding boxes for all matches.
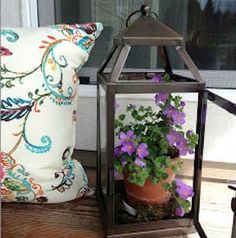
[114,92,198,226]
[199,97,236,237]
[109,44,202,85]
[98,84,108,206]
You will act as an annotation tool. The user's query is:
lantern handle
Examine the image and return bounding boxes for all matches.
[126,4,159,27]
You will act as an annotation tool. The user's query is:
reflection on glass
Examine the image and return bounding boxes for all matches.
[187,0,236,70]
[99,85,107,204]
[54,0,236,71]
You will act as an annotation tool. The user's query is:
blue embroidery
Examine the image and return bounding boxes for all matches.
[1,97,33,121]
[24,135,52,154]
[0,30,19,42]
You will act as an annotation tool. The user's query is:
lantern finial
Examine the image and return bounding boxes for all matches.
[140,4,150,16]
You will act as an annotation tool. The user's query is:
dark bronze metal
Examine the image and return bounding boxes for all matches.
[158,46,173,74]
[116,6,183,46]
[176,46,204,83]
[140,4,151,16]
[97,4,208,238]
[192,91,208,238]
[96,83,101,189]
[98,73,205,94]
[110,45,131,82]
[229,186,236,238]
[126,4,158,27]
[98,45,118,74]
[106,85,116,234]
[207,90,236,115]
[116,16,183,46]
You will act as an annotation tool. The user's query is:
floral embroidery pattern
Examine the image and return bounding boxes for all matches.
[0,29,19,42]
[76,163,89,198]
[50,148,75,193]
[52,23,98,53]
[1,46,12,56]
[0,152,48,202]
[1,95,52,154]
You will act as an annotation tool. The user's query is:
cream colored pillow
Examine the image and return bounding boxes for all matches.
[0,23,103,203]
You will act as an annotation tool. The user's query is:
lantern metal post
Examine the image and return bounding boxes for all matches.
[96,4,208,237]
[192,91,208,238]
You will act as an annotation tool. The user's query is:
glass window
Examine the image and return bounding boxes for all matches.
[187,0,236,70]
[53,0,236,88]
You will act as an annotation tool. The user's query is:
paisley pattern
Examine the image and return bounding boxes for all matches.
[0,29,19,42]
[51,148,76,193]
[1,152,47,203]
[1,23,103,203]
[52,23,99,52]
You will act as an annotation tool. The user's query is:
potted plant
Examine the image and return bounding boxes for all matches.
[114,73,198,217]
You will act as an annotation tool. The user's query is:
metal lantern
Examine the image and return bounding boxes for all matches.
[96,5,207,238]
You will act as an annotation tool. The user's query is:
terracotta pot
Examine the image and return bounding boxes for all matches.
[123,161,176,206]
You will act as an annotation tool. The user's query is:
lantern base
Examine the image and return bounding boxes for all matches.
[96,182,207,238]
[108,225,194,238]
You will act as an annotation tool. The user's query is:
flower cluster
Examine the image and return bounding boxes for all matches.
[114,73,198,216]
[116,130,149,167]
[114,130,150,185]
[174,179,194,217]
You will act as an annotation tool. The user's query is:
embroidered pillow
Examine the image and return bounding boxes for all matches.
[0,23,103,203]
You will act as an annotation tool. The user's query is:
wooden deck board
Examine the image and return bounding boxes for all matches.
[2,196,103,238]
[2,167,235,238]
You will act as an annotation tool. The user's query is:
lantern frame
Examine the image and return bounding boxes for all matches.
[96,5,208,238]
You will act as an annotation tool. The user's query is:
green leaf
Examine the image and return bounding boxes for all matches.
[118,114,126,121]
[114,119,123,129]
[5,81,13,88]
[139,105,145,112]
[28,92,33,98]
[163,182,171,191]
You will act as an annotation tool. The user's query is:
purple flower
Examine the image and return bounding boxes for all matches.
[175,206,185,217]
[121,141,136,156]
[166,130,182,145]
[163,105,185,125]
[136,143,149,158]
[114,169,120,178]
[166,130,192,156]
[187,130,193,137]
[154,93,169,105]
[119,130,136,144]
[175,179,194,200]
[172,111,186,125]
[114,101,120,110]
[176,140,189,155]
[151,73,162,83]
[163,105,176,118]
[114,146,122,157]
[134,157,146,168]
[120,158,127,166]
[180,101,186,107]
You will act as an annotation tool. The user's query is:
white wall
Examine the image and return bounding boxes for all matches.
[0,0,38,27]
[76,85,236,164]
[1,0,22,27]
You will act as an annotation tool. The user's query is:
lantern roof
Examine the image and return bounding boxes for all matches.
[114,5,183,46]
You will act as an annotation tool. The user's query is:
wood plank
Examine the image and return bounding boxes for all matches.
[2,196,104,238]
[2,168,235,238]
[180,159,236,183]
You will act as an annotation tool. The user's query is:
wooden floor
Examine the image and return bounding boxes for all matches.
[2,152,236,238]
